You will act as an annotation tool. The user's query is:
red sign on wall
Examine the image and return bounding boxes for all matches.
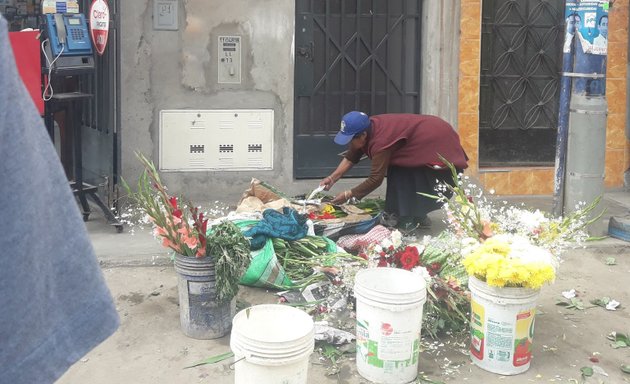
[89,0,110,55]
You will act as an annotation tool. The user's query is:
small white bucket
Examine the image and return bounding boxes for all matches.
[353,268,427,384]
[230,304,314,384]
[468,276,540,375]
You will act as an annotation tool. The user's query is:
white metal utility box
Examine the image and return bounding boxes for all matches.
[159,109,274,171]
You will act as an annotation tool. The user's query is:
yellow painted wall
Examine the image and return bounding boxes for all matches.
[458,0,629,195]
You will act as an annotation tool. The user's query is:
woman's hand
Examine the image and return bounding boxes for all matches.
[319,175,336,191]
[331,190,352,205]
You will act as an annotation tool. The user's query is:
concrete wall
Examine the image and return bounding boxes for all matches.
[120,0,297,203]
[119,1,460,204]
[421,0,461,125]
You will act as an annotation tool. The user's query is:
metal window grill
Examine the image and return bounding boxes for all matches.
[479,0,565,167]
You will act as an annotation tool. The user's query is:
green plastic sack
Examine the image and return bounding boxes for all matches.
[234,219,337,289]
[239,237,294,288]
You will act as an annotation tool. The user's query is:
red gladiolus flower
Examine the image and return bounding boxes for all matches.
[377,257,388,267]
[169,196,182,218]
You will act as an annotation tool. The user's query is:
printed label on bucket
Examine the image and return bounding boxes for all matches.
[469,297,536,369]
[513,310,535,367]
[356,320,419,369]
[188,281,215,295]
[470,299,485,360]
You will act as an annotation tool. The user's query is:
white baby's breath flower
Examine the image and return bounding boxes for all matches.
[517,209,549,233]
[562,289,576,299]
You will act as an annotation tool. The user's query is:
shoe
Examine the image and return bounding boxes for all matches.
[395,216,417,232]
[380,212,399,228]
[414,216,432,229]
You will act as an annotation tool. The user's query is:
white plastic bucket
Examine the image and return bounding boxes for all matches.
[468,276,540,375]
[230,304,314,384]
[353,268,427,384]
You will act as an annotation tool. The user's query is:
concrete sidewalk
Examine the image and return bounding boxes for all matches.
[56,190,630,384]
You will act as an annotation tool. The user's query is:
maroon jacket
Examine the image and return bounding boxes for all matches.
[365,114,468,169]
[344,114,468,199]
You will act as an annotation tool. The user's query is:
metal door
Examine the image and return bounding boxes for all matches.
[79,0,120,208]
[294,0,423,178]
[479,0,565,167]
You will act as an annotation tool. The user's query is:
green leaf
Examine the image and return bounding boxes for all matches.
[581,366,594,377]
[621,364,630,374]
[571,298,585,310]
[558,298,585,310]
[608,332,630,349]
[617,332,630,343]
[605,257,617,265]
[590,297,611,308]
[183,351,234,369]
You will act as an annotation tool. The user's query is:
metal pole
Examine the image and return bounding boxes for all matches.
[560,1,609,234]
[552,4,576,217]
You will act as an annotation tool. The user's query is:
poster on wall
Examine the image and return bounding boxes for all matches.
[563,0,609,95]
[41,0,79,14]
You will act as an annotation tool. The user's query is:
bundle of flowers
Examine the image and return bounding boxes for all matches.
[123,153,250,303]
[425,157,601,290]
[494,201,599,257]
[122,154,209,258]
[361,230,471,338]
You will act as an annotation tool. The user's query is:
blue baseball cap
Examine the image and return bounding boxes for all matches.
[334,111,370,145]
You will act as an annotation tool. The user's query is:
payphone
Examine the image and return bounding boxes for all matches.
[42,13,94,74]
[45,13,93,57]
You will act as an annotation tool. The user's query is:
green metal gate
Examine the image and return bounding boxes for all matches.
[294,0,423,178]
[479,0,565,167]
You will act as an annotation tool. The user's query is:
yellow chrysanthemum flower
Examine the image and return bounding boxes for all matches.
[463,234,556,289]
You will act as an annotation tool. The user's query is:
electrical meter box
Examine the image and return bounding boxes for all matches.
[159,109,274,171]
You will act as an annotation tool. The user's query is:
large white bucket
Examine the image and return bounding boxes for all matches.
[230,304,314,384]
[468,276,540,375]
[353,268,427,384]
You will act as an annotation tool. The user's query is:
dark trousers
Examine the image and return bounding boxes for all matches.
[385,166,457,218]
